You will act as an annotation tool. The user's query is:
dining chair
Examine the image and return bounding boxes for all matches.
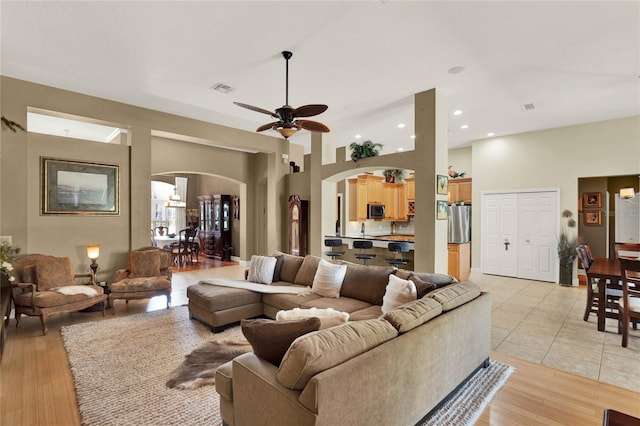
[614,242,640,259]
[577,244,621,322]
[617,257,640,347]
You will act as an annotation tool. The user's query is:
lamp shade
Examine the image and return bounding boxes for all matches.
[620,188,635,200]
[86,244,101,260]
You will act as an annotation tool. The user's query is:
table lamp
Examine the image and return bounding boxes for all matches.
[86,244,100,285]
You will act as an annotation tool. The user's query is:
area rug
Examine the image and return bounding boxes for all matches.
[421,360,514,426]
[62,306,513,426]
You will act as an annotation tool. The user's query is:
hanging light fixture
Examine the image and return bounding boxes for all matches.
[620,188,636,200]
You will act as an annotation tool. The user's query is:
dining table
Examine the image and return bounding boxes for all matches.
[155,235,180,247]
[586,257,622,332]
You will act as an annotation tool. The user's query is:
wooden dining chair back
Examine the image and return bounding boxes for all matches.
[614,242,640,259]
[579,244,622,323]
[618,257,640,347]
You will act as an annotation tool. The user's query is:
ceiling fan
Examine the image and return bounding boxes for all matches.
[234,51,330,139]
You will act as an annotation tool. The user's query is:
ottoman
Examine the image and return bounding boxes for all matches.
[187,283,263,332]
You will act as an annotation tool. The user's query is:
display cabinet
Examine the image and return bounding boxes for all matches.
[198,194,232,259]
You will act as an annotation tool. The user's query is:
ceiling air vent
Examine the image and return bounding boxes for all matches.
[211,83,233,94]
[520,103,535,111]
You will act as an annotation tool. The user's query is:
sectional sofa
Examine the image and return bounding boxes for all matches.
[187,252,491,425]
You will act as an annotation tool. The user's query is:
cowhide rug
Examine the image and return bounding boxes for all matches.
[166,338,252,390]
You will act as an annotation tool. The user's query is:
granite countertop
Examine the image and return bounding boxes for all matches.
[328,234,415,243]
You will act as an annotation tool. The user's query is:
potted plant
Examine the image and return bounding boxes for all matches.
[383,169,405,183]
[349,140,383,162]
[557,210,578,286]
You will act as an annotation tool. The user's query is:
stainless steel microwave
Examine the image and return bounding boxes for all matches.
[367,204,385,219]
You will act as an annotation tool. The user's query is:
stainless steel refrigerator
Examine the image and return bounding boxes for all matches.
[448,205,471,243]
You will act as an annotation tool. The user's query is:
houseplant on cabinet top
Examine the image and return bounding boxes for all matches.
[557,210,578,286]
[383,169,405,183]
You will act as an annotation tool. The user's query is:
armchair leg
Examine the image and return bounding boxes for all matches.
[166,294,171,309]
[40,314,48,335]
[15,312,21,328]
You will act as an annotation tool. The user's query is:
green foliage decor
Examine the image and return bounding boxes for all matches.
[349,140,383,162]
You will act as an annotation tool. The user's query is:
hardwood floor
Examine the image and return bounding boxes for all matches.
[1,263,639,425]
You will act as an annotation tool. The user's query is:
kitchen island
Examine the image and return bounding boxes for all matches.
[325,234,415,269]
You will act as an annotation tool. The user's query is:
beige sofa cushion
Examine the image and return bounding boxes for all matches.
[429,281,481,311]
[241,318,321,366]
[294,255,322,286]
[382,297,443,333]
[276,319,398,390]
[339,262,395,305]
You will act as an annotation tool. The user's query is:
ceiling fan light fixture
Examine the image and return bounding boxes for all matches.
[278,127,298,138]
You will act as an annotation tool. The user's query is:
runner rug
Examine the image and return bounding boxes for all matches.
[62,306,513,426]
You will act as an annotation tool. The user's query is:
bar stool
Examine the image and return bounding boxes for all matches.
[353,240,376,265]
[324,238,345,261]
[385,242,411,269]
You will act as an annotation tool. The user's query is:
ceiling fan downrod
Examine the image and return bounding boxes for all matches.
[282,51,292,106]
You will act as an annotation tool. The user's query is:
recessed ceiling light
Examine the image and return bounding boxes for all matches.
[487,132,495,137]
[461,124,469,129]
[397,123,405,128]
[355,134,362,139]
[397,147,404,152]
[448,66,465,74]
[410,135,416,139]
[453,110,463,116]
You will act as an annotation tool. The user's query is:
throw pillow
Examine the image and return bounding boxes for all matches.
[381,274,417,314]
[129,250,161,277]
[294,255,322,286]
[241,317,321,366]
[276,319,398,390]
[276,307,350,329]
[272,250,305,283]
[272,254,285,282]
[311,259,347,298]
[247,255,278,285]
[34,256,74,291]
[408,274,438,298]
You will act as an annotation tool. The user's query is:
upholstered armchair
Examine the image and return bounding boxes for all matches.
[11,254,107,334]
[109,247,172,311]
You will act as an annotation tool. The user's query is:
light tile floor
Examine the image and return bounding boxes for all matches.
[473,272,640,392]
[167,266,640,392]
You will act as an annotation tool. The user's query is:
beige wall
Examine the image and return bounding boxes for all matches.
[472,115,640,270]
[0,76,290,279]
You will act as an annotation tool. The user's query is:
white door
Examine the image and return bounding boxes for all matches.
[517,192,557,282]
[483,190,558,282]
[483,193,518,277]
[615,194,640,243]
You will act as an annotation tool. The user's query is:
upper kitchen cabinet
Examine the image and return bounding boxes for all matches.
[348,174,385,221]
[448,178,472,204]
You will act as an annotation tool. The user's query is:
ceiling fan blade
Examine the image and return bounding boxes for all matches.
[234,102,278,118]
[297,119,330,133]
[292,104,328,118]
[256,122,279,132]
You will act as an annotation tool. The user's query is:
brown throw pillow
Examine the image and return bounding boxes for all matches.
[272,255,285,282]
[408,274,438,298]
[241,318,321,366]
[34,256,74,291]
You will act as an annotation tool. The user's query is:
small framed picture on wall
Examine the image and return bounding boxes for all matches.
[584,210,602,226]
[583,192,601,208]
[436,200,448,220]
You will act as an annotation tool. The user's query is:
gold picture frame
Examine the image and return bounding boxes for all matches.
[437,174,448,195]
[41,157,120,215]
[583,192,601,208]
[436,200,448,220]
[583,210,602,226]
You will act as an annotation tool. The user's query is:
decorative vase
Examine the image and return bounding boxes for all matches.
[559,263,573,286]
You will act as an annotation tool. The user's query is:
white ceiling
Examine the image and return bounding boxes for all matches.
[2,1,639,155]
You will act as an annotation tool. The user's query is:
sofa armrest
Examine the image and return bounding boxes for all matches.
[231,353,316,426]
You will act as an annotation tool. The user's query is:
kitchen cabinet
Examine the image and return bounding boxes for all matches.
[448,178,472,204]
[406,177,415,201]
[448,242,470,282]
[348,174,385,221]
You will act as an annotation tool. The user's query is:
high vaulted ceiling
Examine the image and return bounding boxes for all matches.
[1,1,638,155]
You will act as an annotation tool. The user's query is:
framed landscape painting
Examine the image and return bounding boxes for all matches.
[436,200,448,220]
[41,157,120,215]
